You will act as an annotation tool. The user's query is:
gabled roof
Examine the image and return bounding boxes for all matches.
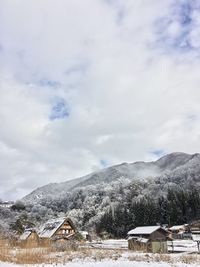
[38,217,75,238]
[128,226,164,235]
[19,228,37,240]
[20,230,32,240]
[169,225,185,231]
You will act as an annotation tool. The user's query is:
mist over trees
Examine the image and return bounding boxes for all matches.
[1,152,200,237]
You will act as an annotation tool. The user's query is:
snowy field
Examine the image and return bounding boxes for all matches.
[0,239,199,267]
[86,239,128,249]
[0,260,199,267]
[168,240,198,253]
[87,239,199,253]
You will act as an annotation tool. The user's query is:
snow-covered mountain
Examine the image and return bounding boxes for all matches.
[22,152,200,203]
[1,152,198,237]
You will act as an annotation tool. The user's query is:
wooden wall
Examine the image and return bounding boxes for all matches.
[21,232,39,248]
[128,239,151,252]
[150,229,168,241]
[128,239,168,253]
[54,221,75,237]
[151,241,168,253]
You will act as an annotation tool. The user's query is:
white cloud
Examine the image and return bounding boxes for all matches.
[0,0,200,199]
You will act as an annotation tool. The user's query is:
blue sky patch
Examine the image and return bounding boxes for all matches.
[154,0,200,54]
[49,98,70,120]
[176,1,192,25]
[150,149,166,158]
[100,159,110,168]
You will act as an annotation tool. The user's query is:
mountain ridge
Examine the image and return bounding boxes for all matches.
[22,152,200,203]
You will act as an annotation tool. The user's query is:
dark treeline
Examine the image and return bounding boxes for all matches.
[96,188,200,238]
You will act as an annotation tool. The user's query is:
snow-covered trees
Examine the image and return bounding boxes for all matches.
[0,176,200,238]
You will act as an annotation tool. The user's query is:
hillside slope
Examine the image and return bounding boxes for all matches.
[1,152,198,237]
[22,152,200,203]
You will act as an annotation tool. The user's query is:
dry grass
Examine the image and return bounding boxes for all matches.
[12,248,53,264]
[153,254,172,263]
[128,252,200,265]
[180,254,200,264]
[0,246,53,264]
[0,244,124,265]
[128,253,172,263]
[0,247,11,262]
[128,254,151,262]
[0,240,200,265]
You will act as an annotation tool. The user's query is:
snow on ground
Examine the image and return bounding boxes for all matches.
[87,239,199,253]
[0,261,199,267]
[0,239,199,267]
[87,239,128,249]
[167,240,199,253]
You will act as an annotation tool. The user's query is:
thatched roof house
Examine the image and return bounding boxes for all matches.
[19,228,39,247]
[38,217,76,245]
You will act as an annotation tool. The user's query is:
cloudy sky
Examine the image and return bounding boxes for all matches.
[1,0,200,200]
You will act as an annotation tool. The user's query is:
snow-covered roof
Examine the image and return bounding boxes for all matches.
[38,217,75,238]
[169,225,185,231]
[127,226,162,235]
[39,218,66,238]
[80,231,88,236]
[19,228,36,240]
[80,231,88,235]
[192,234,200,242]
[20,230,32,240]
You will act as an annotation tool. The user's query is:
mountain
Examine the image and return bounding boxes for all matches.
[22,152,200,204]
[2,152,199,238]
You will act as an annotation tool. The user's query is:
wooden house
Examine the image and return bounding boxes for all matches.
[38,217,76,246]
[127,226,170,253]
[0,201,14,208]
[19,229,39,248]
[169,224,190,239]
[190,220,200,233]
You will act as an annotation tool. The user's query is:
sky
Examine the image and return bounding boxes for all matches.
[1,0,200,200]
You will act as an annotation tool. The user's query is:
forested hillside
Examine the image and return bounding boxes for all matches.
[0,152,200,237]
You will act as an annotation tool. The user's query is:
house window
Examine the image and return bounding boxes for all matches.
[62,229,69,234]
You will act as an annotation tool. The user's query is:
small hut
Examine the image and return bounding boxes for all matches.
[169,224,189,239]
[190,220,200,233]
[38,217,76,246]
[19,229,39,248]
[79,231,92,241]
[127,226,170,253]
